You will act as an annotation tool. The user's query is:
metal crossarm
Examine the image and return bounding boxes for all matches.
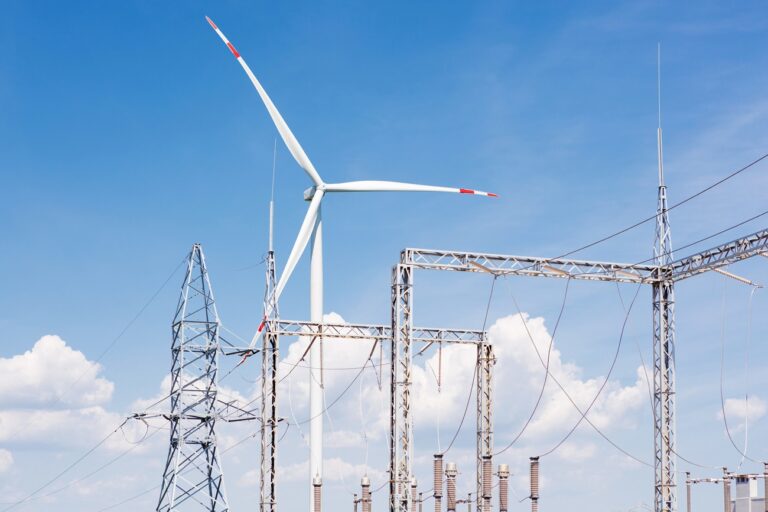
[268,320,485,345]
[669,228,768,282]
[401,248,656,283]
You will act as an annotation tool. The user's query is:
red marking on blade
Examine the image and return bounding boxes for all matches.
[227,42,240,59]
[459,188,474,194]
[257,319,266,332]
[205,16,218,30]
[488,193,498,197]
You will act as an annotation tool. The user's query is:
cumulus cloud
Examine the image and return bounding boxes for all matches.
[718,395,767,432]
[411,313,647,444]
[0,335,113,408]
[0,335,141,452]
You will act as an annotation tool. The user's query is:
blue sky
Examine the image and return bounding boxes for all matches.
[2,1,768,510]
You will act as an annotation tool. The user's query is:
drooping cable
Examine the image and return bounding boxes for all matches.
[0,418,130,511]
[719,278,760,464]
[739,286,759,469]
[494,277,571,456]
[513,290,654,467]
[440,275,497,455]
[538,283,641,457]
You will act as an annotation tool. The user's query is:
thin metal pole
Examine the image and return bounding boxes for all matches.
[723,468,730,512]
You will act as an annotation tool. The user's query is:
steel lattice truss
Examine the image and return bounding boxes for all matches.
[402,248,657,283]
[157,244,230,512]
[653,178,676,512]
[394,227,768,512]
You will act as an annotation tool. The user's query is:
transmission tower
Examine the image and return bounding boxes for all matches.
[156,243,230,512]
[653,46,677,512]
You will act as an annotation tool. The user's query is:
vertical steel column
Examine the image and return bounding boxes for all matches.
[653,272,676,512]
[260,248,279,512]
[722,468,730,512]
[391,264,414,512]
[685,473,691,512]
[654,70,677,512]
[475,341,493,512]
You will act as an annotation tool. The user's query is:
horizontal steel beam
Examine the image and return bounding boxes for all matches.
[669,228,768,282]
[221,320,485,355]
[400,248,657,283]
[274,319,485,345]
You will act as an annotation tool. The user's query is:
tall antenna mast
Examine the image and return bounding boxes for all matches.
[657,43,665,188]
[269,138,277,253]
[652,42,678,512]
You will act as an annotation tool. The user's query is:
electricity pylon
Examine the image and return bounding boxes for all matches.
[156,243,230,512]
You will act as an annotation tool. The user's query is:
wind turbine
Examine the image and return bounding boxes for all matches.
[206,16,497,512]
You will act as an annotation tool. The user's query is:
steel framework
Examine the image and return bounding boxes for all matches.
[157,244,230,512]
[260,246,279,512]
[233,313,487,512]
[396,226,768,512]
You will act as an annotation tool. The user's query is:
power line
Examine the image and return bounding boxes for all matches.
[494,277,571,456]
[539,282,642,457]
[551,151,768,261]
[440,275,497,455]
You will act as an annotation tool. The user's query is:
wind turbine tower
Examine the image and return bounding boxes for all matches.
[206,16,497,512]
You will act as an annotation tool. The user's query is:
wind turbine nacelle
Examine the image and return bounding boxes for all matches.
[304,186,319,201]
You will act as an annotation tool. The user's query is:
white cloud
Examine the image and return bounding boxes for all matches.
[0,335,113,408]
[718,395,767,432]
[411,313,647,444]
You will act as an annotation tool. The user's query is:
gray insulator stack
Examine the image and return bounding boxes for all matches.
[482,456,492,512]
[723,468,730,512]
[361,476,371,512]
[530,457,540,512]
[446,462,458,512]
[313,475,322,512]
[434,454,443,512]
[498,464,509,512]
[411,477,418,512]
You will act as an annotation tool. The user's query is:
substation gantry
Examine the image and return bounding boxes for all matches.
[246,244,492,512]
[394,226,768,512]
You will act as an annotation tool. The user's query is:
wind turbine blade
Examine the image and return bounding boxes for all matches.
[247,190,325,350]
[325,180,498,197]
[205,16,324,187]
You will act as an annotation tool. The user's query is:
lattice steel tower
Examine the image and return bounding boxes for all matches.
[653,45,677,512]
[157,243,230,512]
